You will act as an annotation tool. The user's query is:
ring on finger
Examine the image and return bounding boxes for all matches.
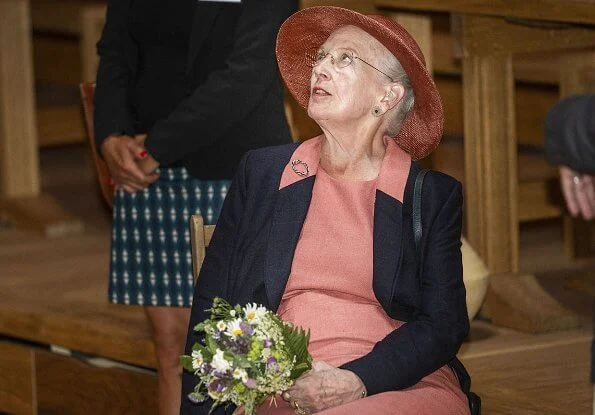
[573,174,583,185]
[293,401,307,415]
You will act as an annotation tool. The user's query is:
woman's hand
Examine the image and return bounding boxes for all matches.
[232,406,245,415]
[559,166,595,220]
[101,134,159,193]
[282,361,366,414]
[134,134,160,176]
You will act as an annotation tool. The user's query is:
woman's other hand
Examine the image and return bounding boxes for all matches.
[283,361,366,414]
[101,134,159,193]
[560,166,595,220]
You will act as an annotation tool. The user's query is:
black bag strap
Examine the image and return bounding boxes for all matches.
[412,168,481,413]
[413,168,429,261]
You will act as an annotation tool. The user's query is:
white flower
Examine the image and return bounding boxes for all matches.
[225,318,244,338]
[233,368,248,383]
[210,349,231,373]
[191,350,204,371]
[216,320,227,331]
[243,303,267,324]
[229,310,236,317]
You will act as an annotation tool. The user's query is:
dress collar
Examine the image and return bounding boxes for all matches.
[279,135,411,203]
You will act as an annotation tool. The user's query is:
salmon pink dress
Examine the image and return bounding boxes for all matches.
[260,139,470,414]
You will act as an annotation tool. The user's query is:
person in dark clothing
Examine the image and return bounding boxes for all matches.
[544,94,595,415]
[94,1,297,413]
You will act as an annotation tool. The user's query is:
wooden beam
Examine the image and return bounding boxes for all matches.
[375,0,595,26]
[0,1,84,237]
[463,53,517,272]
[388,13,433,75]
[0,0,40,198]
[299,0,377,13]
[458,14,595,57]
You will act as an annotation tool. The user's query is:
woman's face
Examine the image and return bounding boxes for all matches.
[307,26,390,126]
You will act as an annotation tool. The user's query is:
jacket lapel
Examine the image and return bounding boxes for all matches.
[372,192,403,310]
[263,137,322,311]
[264,177,314,311]
[372,138,411,309]
[187,3,221,72]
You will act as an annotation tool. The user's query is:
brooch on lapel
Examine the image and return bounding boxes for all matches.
[291,160,309,177]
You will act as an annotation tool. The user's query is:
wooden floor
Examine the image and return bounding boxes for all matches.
[0,144,593,414]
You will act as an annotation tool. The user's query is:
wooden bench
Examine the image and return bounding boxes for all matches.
[0,230,158,414]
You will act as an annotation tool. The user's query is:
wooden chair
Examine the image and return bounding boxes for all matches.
[190,215,216,281]
[79,82,116,208]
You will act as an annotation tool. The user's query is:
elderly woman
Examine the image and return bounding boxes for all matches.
[182,6,472,415]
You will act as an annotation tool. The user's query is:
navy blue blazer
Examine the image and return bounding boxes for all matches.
[181,142,471,414]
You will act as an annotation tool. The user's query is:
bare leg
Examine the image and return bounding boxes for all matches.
[145,306,191,415]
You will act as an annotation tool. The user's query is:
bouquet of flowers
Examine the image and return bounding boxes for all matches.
[181,297,312,414]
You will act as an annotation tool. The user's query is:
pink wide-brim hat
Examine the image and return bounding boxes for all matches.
[276,6,444,160]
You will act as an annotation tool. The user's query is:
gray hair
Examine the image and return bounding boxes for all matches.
[380,53,415,136]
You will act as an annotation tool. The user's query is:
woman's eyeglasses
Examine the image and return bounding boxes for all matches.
[306,48,395,82]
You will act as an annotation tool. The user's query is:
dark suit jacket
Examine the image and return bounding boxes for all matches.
[545,94,595,175]
[94,0,297,179]
[181,141,471,414]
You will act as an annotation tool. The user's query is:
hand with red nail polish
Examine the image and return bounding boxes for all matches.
[101,134,159,193]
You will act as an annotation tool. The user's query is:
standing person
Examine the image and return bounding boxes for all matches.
[94,1,297,413]
[544,94,595,415]
[182,7,473,414]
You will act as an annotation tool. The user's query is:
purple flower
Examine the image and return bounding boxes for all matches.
[208,379,229,393]
[266,356,279,372]
[244,378,257,389]
[264,339,274,348]
[240,322,254,335]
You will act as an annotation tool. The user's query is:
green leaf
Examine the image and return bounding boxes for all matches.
[194,322,207,332]
[180,355,194,371]
[274,319,312,379]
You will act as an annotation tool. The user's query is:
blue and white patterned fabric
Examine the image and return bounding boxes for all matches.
[108,167,230,307]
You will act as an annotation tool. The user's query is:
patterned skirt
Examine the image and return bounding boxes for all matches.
[108,167,230,307]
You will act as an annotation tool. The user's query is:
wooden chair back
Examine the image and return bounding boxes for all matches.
[190,215,216,282]
[79,82,115,208]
